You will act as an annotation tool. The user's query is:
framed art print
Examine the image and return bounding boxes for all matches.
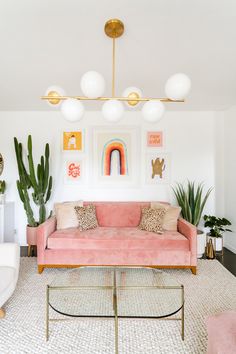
[146,152,170,184]
[147,131,163,147]
[64,160,83,184]
[92,127,140,187]
[63,131,83,151]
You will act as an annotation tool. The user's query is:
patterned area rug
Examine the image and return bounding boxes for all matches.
[0,259,235,354]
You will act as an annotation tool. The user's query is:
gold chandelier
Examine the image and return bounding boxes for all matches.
[41,19,191,122]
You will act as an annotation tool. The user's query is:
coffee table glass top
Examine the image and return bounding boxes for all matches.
[48,267,184,319]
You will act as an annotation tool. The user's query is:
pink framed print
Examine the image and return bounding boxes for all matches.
[147,131,163,147]
[64,160,83,184]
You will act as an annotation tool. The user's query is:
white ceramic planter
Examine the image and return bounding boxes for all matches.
[207,235,223,252]
[197,230,207,258]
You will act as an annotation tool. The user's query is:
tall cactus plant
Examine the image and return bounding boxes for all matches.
[14,135,53,226]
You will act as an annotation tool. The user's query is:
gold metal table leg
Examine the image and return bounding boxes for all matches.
[113,269,119,354]
[46,285,49,341]
[181,285,184,341]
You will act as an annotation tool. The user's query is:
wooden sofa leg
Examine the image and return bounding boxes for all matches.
[0,308,5,319]
[191,266,197,275]
[38,265,44,274]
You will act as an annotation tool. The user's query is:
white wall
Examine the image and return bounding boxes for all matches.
[224,106,236,253]
[0,110,216,245]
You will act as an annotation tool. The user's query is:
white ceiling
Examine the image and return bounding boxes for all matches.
[0,0,236,111]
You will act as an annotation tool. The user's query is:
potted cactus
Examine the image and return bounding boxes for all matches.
[0,180,6,204]
[14,135,52,254]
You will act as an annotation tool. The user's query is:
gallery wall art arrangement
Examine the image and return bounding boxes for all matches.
[61,127,169,188]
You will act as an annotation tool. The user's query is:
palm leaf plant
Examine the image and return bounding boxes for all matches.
[172,181,213,227]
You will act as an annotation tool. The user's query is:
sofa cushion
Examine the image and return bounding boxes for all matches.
[47,227,189,251]
[151,202,181,231]
[74,204,98,231]
[84,202,150,227]
[55,201,83,230]
[139,207,166,234]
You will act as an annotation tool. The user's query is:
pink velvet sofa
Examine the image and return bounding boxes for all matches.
[37,202,197,274]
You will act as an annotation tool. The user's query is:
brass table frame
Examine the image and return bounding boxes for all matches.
[46,267,184,354]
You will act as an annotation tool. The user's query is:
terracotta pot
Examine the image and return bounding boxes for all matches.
[26,225,38,246]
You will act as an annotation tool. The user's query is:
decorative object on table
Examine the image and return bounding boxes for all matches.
[63,131,83,151]
[146,153,170,184]
[0,180,6,204]
[14,135,53,256]
[92,127,139,187]
[0,154,3,176]
[205,238,215,259]
[147,131,163,147]
[203,214,232,252]
[172,181,213,258]
[41,19,191,123]
[64,160,83,184]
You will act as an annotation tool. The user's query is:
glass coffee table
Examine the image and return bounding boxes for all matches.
[46,267,184,353]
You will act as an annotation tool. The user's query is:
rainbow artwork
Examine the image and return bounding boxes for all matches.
[102,139,128,176]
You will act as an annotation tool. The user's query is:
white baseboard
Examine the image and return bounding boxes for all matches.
[224,243,236,254]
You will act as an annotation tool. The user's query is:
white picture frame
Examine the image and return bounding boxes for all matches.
[146,152,170,184]
[91,126,140,188]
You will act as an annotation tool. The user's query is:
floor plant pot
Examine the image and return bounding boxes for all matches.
[26,225,38,256]
[197,230,206,258]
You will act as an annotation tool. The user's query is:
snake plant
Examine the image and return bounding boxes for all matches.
[172,181,212,226]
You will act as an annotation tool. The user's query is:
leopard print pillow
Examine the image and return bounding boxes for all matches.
[74,204,98,231]
[139,207,166,234]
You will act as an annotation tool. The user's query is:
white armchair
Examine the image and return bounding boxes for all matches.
[0,243,20,318]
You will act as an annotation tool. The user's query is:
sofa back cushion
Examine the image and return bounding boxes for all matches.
[83,202,153,227]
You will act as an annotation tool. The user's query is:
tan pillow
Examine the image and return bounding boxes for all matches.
[55,201,83,230]
[151,202,181,231]
[74,204,98,231]
[139,207,166,234]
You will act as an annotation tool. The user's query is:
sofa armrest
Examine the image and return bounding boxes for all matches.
[37,216,57,250]
[0,243,20,269]
[177,218,197,264]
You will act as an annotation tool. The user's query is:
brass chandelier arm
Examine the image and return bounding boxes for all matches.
[41,96,184,103]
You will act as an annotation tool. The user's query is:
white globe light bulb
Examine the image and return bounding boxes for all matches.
[122,86,142,107]
[142,101,165,123]
[165,73,191,100]
[45,86,65,107]
[102,100,124,122]
[61,99,85,122]
[80,71,105,98]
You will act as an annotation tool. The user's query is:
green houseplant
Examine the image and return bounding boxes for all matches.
[14,135,52,254]
[172,181,213,258]
[204,215,232,251]
[0,180,6,204]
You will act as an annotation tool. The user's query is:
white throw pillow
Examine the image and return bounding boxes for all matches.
[151,202,181,231]
[54,201,83,230]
